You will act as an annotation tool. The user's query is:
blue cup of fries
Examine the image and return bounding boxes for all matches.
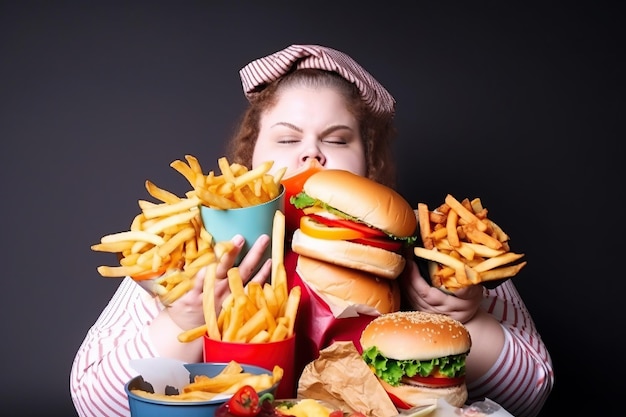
[200,185,285,267]
[125,362,280,417]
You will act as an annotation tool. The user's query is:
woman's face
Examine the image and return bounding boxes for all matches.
[251,86,367,178]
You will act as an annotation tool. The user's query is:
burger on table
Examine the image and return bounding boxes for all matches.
[360,311,472,409]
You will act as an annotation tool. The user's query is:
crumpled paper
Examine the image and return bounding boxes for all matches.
[297,341,398,417]
[296,341,516,417]
[432,397,515,417]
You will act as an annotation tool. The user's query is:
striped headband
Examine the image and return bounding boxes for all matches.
[239,44,396,118]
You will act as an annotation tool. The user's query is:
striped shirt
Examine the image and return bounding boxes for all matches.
[70,267,553,417]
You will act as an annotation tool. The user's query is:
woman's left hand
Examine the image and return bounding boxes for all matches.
[399,259,484,324]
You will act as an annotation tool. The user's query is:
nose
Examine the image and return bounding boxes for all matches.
[300,146,326,166]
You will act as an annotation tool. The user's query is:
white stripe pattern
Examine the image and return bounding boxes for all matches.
[70,277,161,417]
[467,280,554,417]
[239,44,396,118]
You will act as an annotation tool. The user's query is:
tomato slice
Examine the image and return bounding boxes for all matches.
[405,375,466,387]
[300,216,366,240]
[227,385,261,417]
[308,214,387,238]
[386,390,412,410]
[350,236,403,252]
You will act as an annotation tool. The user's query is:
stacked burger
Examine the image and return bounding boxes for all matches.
[290,169,418,281]
[289,169,417,313]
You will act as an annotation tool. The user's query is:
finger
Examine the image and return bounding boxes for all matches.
[236,234,270,282]
[215,235,245,278]
[248,258,271,287]
[191,267,207,292]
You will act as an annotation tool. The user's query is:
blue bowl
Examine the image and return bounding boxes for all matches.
[125,362,279,417]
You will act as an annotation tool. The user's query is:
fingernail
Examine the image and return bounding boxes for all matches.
[233,235,245,246]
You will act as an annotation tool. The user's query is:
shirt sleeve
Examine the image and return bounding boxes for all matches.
[466,281,554,417]
[69,277,162,417]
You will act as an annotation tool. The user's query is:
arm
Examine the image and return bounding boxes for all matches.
[70,234,271,417]
[70,277,165,417]
[466,281,554,417]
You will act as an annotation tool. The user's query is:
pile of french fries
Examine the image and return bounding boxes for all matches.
[130,360,283,402]
[91,155,287,305]
[414,194,527,291]
[179,211,302,344]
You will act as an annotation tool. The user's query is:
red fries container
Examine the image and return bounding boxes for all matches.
[203,334,296,399]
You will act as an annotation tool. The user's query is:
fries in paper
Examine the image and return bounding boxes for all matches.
[414,194,526,291]
[130,360,283,402]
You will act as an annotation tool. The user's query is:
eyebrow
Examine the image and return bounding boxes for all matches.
[270,122,354,136]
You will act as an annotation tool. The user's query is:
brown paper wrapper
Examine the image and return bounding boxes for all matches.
[285,251,381,385]
[297,341,398,417]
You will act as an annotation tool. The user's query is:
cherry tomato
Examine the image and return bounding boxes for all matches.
[226,385,263,417]
[329,411,344,417]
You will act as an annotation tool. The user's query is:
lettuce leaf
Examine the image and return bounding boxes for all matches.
[362,346,467,386]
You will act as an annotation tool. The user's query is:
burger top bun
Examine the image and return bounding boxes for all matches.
[296,255,401,314]
[302,169,417,238]
[360,311,471,361]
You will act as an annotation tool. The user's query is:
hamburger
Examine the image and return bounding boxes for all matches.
[289,169,417,279]
[360,311,471,409]
[297,255,401,314]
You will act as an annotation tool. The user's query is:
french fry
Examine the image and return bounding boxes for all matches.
[271,210,286,288]
[142,197,200,220]
[444,194,487,232]
[222,295,247,342]
[235,308,269,342]
[414,194,526,291]
[416,204,433,249]
[282,286,301,337]
[100,230,165,246]
[144,180,181,204]
[177,324,208,343]
[202,262,221,340]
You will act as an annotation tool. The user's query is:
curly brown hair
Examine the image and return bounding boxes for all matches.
[225,68,397,188]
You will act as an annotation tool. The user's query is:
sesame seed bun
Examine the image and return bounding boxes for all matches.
[360,311,471,362]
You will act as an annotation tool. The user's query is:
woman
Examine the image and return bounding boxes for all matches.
[70,44,553,417]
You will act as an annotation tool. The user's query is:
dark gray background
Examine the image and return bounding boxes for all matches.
[1,1,622,415]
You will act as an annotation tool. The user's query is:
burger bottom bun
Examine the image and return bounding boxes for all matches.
[378,378,468,409]
[291,229,406,280]
[296,255,401,314]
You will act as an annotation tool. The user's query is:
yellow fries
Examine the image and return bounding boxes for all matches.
[178,208,299,344]
[91,155,288,307]
[171,155,285,209]
[414,194,526,291]
[130,360,283,403]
